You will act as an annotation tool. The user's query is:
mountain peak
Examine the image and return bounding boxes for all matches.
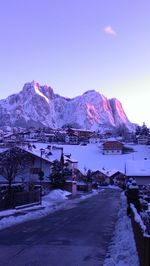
[83,89,97,94]
[22,81,55,102]
[32,81,49,104]
[0,82,134,130]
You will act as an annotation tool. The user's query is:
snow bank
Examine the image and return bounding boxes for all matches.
[130,203,146,233]
[103,192,140,266]
[43,189,71,202]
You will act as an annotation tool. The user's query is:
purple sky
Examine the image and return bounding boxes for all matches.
[0,0,150,126]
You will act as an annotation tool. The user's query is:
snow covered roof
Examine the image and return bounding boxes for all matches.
[20,145,62,163]
[64,156,78,163]
[101,169,122,177]
[126,159,150,176]
[20,145,78,165]
[103,141,123,150]
[92,169,121,177]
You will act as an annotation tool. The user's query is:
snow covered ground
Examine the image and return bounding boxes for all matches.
[34,143,150,173]
[103,192,140,266]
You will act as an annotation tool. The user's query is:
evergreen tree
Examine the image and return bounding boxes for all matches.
[141,122,149,135]
[84,169,93,183]
[135,125,141,136]
[50,160,71,187]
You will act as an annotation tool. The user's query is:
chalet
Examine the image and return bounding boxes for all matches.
[65,134,78,144]
[0,145,60,184]
[0,145,78,187]
[103,132,112,139]
[22,131,41,142]
[125,159,150,185]
[137,135,148,145]
[44,133,55,142]
[91,170,108,184]
[89,134,100,144]
[77,130,92,142]
[66,128,78,136]
[102,141,123,155]
[92,169,125,186]
[109,170,125,186]
[66,128,92,142]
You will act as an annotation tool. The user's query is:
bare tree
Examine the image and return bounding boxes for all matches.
[0,147,32,204]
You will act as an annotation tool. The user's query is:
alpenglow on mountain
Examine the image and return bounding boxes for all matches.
[0,81,133,130]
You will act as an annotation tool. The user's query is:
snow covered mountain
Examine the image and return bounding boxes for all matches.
[0,81,133,130]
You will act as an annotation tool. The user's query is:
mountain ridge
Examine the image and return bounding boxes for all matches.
[0,81,134,131]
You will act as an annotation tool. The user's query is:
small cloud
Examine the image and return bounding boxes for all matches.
[103,25,117,36]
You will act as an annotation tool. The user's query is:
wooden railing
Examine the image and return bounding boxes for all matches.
[131,205,150,266]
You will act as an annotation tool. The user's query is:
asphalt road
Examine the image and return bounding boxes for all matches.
[0,189,121,266]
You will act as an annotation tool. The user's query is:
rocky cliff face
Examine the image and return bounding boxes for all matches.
[0,81,133,130]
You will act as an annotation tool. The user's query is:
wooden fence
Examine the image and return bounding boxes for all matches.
[14,190,40,207]
[0,194,10,210]
[0,190,40,210]
[131,207,150,266]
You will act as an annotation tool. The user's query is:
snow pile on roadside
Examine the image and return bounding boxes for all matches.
[43,189,71,203]
[130,203,146,232]
[103,192,139,266]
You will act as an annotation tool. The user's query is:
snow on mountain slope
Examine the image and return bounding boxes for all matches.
[109,98,130,126]
[0,81,133,130]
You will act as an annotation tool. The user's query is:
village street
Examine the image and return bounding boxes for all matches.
[0,189,121,266]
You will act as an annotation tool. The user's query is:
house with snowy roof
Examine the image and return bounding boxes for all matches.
[0,144,78,186]
[137,135,149,145]
[89,134,101,144]
[108,170,125,186]
[65,134,78,144]
[20,145,66,182]
[102,141,124,155]
[125,159,150,185]
[0,145,59,184]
